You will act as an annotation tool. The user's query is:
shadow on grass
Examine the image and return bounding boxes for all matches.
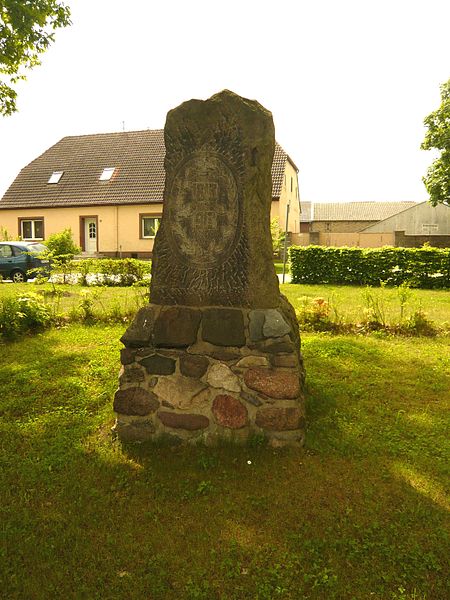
[1,327,449,599]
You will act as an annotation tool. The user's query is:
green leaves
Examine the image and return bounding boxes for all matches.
[421,78,450,206]
[290,245,450,289]
[0,0,71,115]
[45,227,80,263]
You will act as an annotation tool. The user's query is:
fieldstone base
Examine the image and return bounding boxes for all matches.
[113,299,306,447]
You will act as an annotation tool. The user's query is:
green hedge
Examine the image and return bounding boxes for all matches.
[289,246,450,289]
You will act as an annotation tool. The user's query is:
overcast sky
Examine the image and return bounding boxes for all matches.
[0,0,449,203]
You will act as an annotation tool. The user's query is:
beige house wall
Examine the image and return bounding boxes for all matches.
[270,200,280,223]
[0,204,164,255]
[278,160,301,235]
[318,232,394,247]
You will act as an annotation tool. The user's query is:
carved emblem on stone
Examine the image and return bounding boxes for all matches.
[167,151,241,268]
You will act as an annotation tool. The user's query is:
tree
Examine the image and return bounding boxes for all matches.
[0,0,71,116]
[421,78,450,207]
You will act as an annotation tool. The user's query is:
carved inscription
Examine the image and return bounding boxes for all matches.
[168,152,240,268]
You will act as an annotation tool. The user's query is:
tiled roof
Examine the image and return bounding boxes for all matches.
[1,130,166,209]
[312,202,417,221]
[0,130,291,209]
[271,143,287,199]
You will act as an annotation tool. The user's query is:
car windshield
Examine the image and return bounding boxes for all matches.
[27,244,47,255]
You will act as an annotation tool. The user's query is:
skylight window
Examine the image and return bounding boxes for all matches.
[99,167,116,181]
[48,171,64,184]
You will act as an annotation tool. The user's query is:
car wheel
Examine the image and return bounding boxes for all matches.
[11,269,27,283]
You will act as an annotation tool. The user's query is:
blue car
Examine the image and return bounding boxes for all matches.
[0,241,50,282]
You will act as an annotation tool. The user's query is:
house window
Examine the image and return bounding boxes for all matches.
[100,167,116,181]
[48,171,64,184]
[20,219,44,240]
[141,216,161,238]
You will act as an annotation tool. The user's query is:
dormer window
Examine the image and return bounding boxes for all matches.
[99,167,115,181]
[48,171,64,184]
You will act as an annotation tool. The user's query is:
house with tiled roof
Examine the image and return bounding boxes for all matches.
[0,130,300,257]
[296,200,450,247]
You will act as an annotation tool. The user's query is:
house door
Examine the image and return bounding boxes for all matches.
[84,218,97,253]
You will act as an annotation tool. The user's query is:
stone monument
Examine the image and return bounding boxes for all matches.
[113,90,306,446]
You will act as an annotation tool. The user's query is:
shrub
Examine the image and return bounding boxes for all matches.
[290,245,450,289]
[45,228,81,264]
[401,309,438,336]
[40,229,81,284]
[0,292,52,340]
[361,286,387,330]
[77,289,98,323]
[296,297,339,332]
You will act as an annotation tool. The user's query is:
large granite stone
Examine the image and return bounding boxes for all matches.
[154,375,207,410]
[150,90,280,308]
[262,309,291,338]
[212,395,248,429]
[119,365,145,385]
[248,310,265,342]
[113,415,155,442]
[140,354,176,375]
[202,308,245,347]
[113,387,160,416]
[244,368,300,399]
[279,294,302,364]
[158,411,209,430]
[120,348,136,365]
[262,339,295,354]
[270,354,297,368]
[235,355,269,368]
[179,354,209,378]
[206,363,241,392]
[121,306,157,347]
[154,306,201,347]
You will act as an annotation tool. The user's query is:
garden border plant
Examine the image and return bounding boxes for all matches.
[295,290,441,337]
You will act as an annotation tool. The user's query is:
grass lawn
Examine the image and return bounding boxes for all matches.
[0,282,149,322]
[1,324,449,599]
[281,283,450,328]
[273,260,289,275]
[1,281,449,329]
